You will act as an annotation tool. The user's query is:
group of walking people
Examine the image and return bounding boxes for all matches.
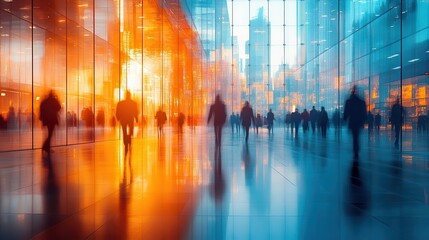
[207,86,405,160]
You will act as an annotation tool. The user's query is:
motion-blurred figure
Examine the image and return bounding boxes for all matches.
[240,101,255,143]
[235,113,241,134]
[255,113,263,135]
[207,94,227,148]
[267,109,275,134]
[301,109,309,133]
[375,112,381,133]
[319,106,329,137]
[310,106,318,133]
[7,105,17,129]
[96,108,105,127]
[230,112,236,133]
[367,111,374,133]
[343,86,367,159]
[292,108,301,137]
[39,90,61,155]
[116,90,138,151]
[390,98,404,146]
[178,112,185,133]
[155,108,167,137]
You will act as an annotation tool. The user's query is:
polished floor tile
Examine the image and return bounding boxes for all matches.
[1,126,429,239]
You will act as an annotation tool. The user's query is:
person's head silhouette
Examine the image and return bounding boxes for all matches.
[125,90,131,100]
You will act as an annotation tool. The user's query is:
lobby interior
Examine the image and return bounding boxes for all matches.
[1,0,429,239]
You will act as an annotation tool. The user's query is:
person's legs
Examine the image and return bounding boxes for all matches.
[214,126,219,145]
[43,124,55,151]
[395,123,400,144]
[352,128,360,158]
[245,126,249,142]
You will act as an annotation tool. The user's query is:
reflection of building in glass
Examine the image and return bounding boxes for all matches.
[245,7,271,114]
[297,0,429,133]
[0,0,210,151]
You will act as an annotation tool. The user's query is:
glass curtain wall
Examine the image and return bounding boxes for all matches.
[184,0,298,119]
[297,0,429,150]
[0,0,206,152]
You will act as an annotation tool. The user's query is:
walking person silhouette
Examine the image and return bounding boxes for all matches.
[39,90,61,156]
[116,90,138,152]
[240,101,255,143]
[155,107,167,138]
[207,94,227,148]
[390,98,404,146]
[267,109,275,134]
[319,106,329,137]
[343,86,367,159]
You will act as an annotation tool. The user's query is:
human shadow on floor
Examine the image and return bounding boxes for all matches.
[345,160,370,217]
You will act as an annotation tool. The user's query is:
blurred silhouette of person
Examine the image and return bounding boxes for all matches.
[319,106,329,137]
[235,113,241,134]
[0,114,6,130]
[390,98,404,146]
[81,107,94,127]
[110,114,117,129]
[240,101,255,143]
[267,108,275,134]
[155,107,167,137]
[367,110,374,133]
[66,111,72,127]
[96,108,105,127]
[332,108,340,129]
[229,112,235,133]
[310,106,318,133]
[255,113,263,134]
[207,94,227,148]
[375,112,381,133]
[285,111,292,130]
[178,112,185,133]
[116,90,138,152]
[292,108,301,137]
[417,113,427,133]
[301,108,309,133]
[7,105,16,129]
[343,86,367,159]
[39,90,61,155]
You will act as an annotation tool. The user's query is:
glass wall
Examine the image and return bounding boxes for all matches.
[297,0,429,149]
[0,0,208,151]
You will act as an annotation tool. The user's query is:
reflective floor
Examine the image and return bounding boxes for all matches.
[1,126,429,240]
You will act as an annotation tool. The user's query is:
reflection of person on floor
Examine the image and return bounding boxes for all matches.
[213,147,225,203]
[240,101,255,143]
[207,94,227,148]
[116,90,138,152]
[390,98,404,146]
[155,108,167,137]
[343,86,367,159]
[39,90,61,155]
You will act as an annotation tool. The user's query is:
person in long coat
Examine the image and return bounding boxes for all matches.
[40,90,61,155]
[207,94,227,147]
[343,86,367,159]
[240,101,255,143]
